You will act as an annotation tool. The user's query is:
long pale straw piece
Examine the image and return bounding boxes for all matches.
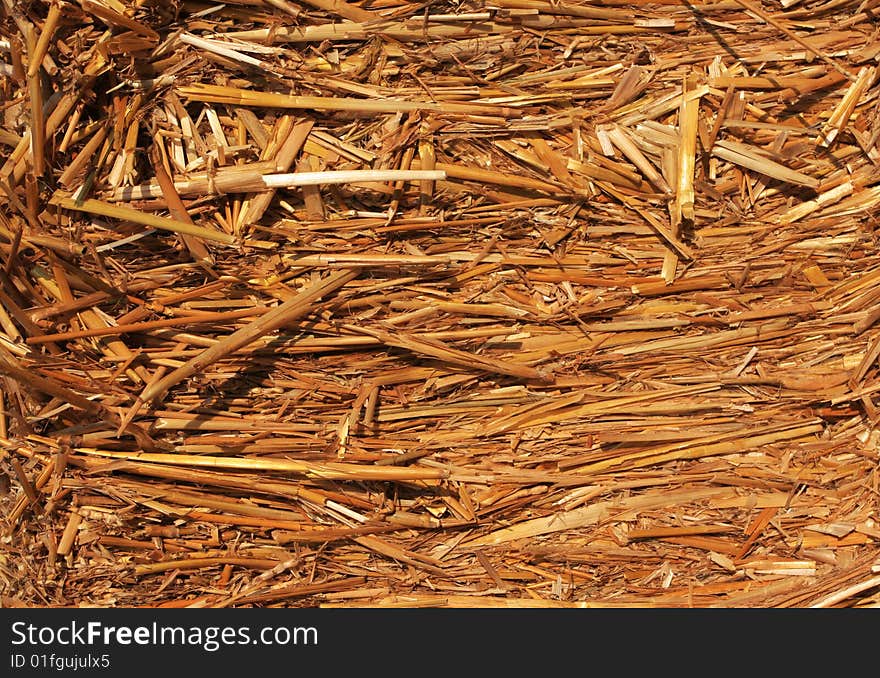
[261,170,446,188]
[77,448,448,481]
[113,169,447,199]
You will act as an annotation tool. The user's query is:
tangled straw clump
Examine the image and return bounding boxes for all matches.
[0,0,879,608]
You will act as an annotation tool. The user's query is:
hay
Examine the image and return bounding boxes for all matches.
[1,0,879,608]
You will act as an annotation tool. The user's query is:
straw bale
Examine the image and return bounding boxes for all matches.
[1,0,879,608]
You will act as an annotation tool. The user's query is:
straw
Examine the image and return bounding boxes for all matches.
[3,0,879,610]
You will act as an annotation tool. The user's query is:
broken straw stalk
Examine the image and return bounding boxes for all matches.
[54,170,445,244]
[119,268,360,431]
